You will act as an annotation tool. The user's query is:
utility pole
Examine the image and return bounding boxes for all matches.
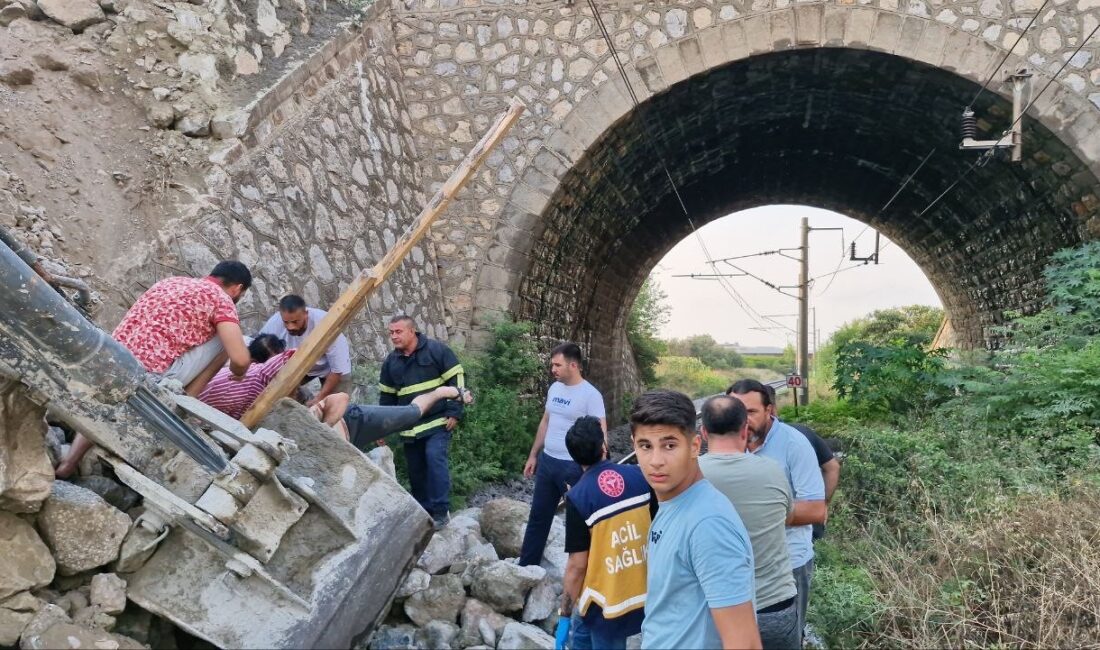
[797,217,810,407]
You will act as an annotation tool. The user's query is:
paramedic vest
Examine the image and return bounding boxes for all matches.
[567,461,653,637]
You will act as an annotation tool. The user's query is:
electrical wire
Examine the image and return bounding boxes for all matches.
[586,0,771,329]
[967,0,1051,109]
[816,147,937,296]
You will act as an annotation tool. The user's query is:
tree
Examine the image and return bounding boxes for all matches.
[627,277,670,384]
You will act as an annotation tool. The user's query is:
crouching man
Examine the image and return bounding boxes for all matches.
[561,416,655,650]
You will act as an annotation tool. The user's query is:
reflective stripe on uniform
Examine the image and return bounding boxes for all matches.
[379,383,398,394]
[398,416,450,437]
[395,364,465,397]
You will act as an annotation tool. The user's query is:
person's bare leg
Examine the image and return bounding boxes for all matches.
[55,434,93,478]
[409,386,473,415]
[334,419,349,441]
[185,351,228,397]
[318,392,349,427]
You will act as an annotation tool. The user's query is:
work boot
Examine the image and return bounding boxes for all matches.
[432,512,450,531]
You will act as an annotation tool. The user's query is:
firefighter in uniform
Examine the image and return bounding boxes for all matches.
[380,315,465,527]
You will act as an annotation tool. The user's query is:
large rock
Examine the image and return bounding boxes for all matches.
[20,620,144,649]
[539,516,568,582]
[0,592,42,646]
[0,381,53,513]
[478,499,529,559]
[394,568,430,600]
[37,481,130,575]
[367,624,419,650]
[457,598,510,648]
[36,0,105,31]
[71,477,140,513]
[469,561,545,613]
[417,526,467,575]
[522,576,560,623]
[90,573,127,615]
[497,621,555,650]
[0,512,55,600]
[403,573,465,627]
[414,620,458,649]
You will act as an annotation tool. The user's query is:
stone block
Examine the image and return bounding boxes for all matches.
[634,58,667,94]
[770,10,796,49]
[0,513,54,600]
[404,573,465,626]
[497,621,554,649]
[0,592,41,646]
[89,573,126,616]
[478,498,529,558]
[869,11,903,52]
[822,5,849,45]
[912,20,950,66]
[678,36,706,77]
[719,18,751,60]
[794,5,823,45]
[0,381,52,513]
[509,182,551,216]
[36,481,129,576]
[844,8,876,47]
[895,16,926,57]
[469,561,545,613]
[744,14,772,53]
[696,26,729,68]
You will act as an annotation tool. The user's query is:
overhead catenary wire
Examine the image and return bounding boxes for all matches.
[816,146,938,296]
[967,0,1051,109]
[585,0,771,329]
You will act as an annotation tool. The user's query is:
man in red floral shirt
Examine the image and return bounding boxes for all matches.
[56,261,254,478]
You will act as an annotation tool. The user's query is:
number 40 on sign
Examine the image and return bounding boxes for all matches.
[786,374,803,388]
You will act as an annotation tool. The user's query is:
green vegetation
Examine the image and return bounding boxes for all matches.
[626,277,670,385]
[791,245,1100,648]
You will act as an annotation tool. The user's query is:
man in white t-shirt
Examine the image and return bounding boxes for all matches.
[519,342,606,567]
[258,294,353,407]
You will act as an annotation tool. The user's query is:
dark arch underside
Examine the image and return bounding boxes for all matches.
[514,47,1100,409]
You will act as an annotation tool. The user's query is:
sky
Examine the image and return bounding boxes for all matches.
[651,205,942,350]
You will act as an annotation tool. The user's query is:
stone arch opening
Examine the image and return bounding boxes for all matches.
[489,46,1100,411]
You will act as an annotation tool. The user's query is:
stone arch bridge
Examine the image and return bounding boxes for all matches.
[156,0,1100,414]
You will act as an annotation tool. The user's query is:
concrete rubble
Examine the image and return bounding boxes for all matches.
[365,498,572,650]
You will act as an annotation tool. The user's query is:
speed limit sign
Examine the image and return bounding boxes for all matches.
[787,374,803,388]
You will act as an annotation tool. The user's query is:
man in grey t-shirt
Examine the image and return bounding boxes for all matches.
[699,395,800,650]
[518,342,606,567]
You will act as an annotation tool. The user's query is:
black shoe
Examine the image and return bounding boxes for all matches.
[432,513,450,530]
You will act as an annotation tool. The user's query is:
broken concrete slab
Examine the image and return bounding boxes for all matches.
[0,512,55,600]
[36,481,130,575]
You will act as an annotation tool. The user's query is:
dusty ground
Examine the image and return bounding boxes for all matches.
[0,16,210,324]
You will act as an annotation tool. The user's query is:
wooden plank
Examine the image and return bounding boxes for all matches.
[240,98,526,429]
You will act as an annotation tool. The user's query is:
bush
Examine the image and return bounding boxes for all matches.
[653,356,728,398]
[833,341,950,418]
[807,560,880,648]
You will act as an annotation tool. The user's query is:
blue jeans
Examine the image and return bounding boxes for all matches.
[519,452,581,566]
[570,612,627,650]
[403,430,451,519]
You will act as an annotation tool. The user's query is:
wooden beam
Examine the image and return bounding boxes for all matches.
[240,98,526,429]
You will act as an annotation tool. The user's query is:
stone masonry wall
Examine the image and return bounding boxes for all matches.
[384,0,1100,405]
[146,3,448,370]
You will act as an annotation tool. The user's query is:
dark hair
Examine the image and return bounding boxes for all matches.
[209,261,252,290]
[278,294,306,312]
[248,334,286,363]
[565,416,605,466]
[389,313,417,329]
[701,396,748,436]
[550,342,583,366]
[630,390,697,438]
[726,378,773,408]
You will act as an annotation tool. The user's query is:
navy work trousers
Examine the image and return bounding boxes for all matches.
[403,429,451,519]
[519,452,582,566]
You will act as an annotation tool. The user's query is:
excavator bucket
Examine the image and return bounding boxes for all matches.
[0,240,433,648]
